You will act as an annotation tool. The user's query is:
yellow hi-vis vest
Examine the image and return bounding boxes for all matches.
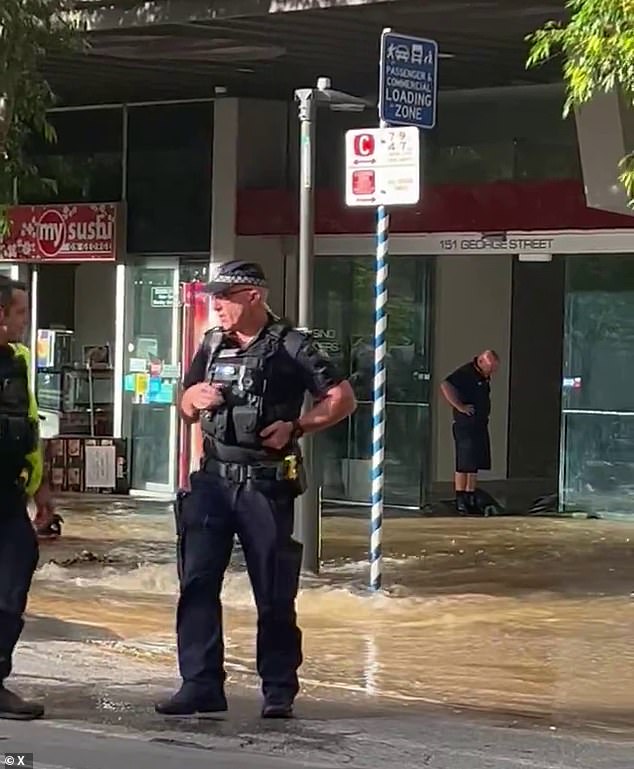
[9,343,43,497]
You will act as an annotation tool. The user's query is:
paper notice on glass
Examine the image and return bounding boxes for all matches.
[85,444,116,489]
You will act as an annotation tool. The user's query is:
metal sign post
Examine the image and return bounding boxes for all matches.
[371,144,389,593]
[344,122,420,589]
[368,27,438,591]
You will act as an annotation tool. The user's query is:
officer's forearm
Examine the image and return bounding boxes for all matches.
[299,382,356,434]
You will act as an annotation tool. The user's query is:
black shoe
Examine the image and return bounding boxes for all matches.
[154,687,227,716]
[261,700,294,719]
[466,492,484,516]
[0,686,44,720]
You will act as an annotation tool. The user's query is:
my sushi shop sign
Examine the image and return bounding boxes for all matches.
[0,203,120,262]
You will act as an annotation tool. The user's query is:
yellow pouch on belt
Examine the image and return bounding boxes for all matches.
[282,454,298,481]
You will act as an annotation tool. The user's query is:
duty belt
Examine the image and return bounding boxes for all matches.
[202,457,284,483]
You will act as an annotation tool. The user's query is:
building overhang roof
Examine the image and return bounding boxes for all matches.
[46,0,567,106]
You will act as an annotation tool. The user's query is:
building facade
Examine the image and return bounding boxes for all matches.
[3,0,634,515]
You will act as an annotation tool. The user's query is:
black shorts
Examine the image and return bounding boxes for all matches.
[452,421,491,473]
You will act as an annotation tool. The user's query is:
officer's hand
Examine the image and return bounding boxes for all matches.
[461,404,475,416]
[0,314,8,347]
[188,383,224,411]
[34,482,53,513]
[33,483,55,527]
[260,420,293,450]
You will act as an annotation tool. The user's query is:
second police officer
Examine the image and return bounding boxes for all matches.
[156,260,357,719]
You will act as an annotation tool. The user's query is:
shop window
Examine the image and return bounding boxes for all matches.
[313,255,432,507]
[425,141,515,184]
[560,255,634,514]
[19,108,123,204]
[126,103,213,254]
[305,86,582,188]
[514,137,581,181]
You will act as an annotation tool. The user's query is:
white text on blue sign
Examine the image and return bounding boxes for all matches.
[381,34,437,128]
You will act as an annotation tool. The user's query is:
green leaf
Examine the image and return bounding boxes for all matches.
[527,0,634,204]
[0,0,82,224]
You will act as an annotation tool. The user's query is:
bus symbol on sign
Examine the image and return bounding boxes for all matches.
[353,133,375,157]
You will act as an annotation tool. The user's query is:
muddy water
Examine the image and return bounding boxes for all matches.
[28,499,634,730]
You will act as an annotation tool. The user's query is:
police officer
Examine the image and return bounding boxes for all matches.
[440,349,499,514]
[0,276,55,720]
[155,261,356,719]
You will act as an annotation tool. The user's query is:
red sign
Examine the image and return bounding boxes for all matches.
[353,133,375,157]
[0,203,119,262]
[352,170,376,196]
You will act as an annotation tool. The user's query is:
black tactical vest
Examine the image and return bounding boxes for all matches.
[0,348,37,478]
[199,321,303,463]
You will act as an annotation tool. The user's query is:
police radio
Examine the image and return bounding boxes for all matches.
[207,351,267,449]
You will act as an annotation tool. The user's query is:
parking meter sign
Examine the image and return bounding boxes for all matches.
[345,126,420,207]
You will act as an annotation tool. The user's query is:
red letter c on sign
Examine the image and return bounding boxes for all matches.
[353,133,375,157]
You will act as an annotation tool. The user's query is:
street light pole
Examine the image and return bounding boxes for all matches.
[295,85,319,574]
[293,77,368,576]
[297,88,316,348]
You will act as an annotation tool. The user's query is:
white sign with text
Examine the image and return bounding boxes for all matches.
[345,126,420,207]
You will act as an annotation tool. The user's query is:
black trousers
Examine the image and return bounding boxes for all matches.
[175,470,303,703]
[0,486,39,683]
[452,420,491,473]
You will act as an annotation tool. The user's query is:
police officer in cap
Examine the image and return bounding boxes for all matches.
[156,260,356,719]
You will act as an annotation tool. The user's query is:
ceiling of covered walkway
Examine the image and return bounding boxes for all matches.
[46,0,568,106]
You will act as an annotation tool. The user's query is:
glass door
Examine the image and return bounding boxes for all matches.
[313,255,433,508]
[560,254,634,515]
[178,262,211,487]
[122,259,181,494]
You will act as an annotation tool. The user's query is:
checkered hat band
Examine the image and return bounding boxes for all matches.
[213,274,267,286]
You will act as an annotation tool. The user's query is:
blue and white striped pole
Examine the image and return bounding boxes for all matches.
[371,193,389,592]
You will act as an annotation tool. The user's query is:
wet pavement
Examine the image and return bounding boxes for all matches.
[4,689,634,769]
[12,492,634,762]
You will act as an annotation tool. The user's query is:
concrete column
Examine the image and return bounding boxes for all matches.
[431,254,513,484]
[210,98,239,270]
[233,98,295,320]
[575,89,634,217]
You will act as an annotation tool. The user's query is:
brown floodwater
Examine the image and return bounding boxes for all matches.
[28,498,634,731]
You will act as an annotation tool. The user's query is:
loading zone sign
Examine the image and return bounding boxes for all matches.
[345,126,420,207]
[379,30,438,129]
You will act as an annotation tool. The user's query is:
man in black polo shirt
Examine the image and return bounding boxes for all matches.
[440,350,499,514]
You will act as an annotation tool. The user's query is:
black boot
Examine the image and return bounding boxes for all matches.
[455,491,469,515]
[466,491,483,515]
[0,685,44,720]
[261,695,295,719]
[154,685,227,716]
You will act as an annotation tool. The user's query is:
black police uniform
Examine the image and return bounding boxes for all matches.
[0,345,42,718]
[446,358,492,475]
[158,277,344,718]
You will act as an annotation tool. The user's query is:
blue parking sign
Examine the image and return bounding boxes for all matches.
[379,30,438,129]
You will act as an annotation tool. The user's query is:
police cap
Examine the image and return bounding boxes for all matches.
[204,260,268,295]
